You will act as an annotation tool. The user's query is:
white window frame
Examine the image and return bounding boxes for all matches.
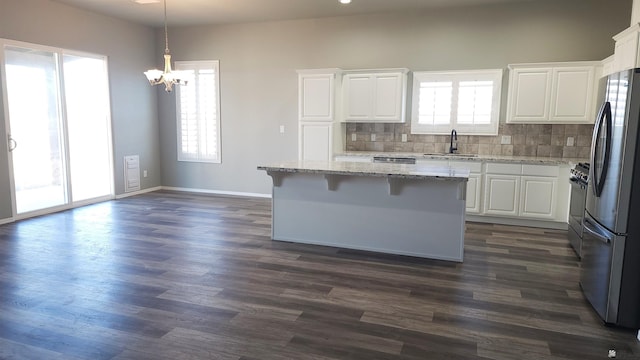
[175,60,221,163]
[411,69,502,135]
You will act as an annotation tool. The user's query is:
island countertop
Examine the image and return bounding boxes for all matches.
[258,160,470,181]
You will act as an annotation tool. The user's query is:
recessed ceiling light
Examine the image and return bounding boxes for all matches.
[339,0,352,4]
[133,0,160,4]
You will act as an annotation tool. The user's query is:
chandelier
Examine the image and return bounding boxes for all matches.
[143,0,187,92]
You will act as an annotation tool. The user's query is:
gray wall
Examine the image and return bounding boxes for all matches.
[160,0,632,195]
[0,0,160,220]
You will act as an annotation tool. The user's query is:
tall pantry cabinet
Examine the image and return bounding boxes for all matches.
[297,69,343,161]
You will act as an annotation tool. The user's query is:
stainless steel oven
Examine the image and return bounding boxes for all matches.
[568,162,589,258]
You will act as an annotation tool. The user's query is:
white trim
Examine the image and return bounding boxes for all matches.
[175,60,222,164]
[161,186,271,199]
[115,186,162,199]
[0,217,14,225]
[411,68,502,135]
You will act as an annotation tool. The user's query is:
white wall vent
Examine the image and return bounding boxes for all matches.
[124,155,141,193]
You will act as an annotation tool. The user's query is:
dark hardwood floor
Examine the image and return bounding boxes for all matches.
[0,190,639,359]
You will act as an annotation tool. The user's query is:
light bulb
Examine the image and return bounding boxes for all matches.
[339,0,351,4]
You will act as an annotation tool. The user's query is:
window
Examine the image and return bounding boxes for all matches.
[411,69,502,135]
[176,60,221,163]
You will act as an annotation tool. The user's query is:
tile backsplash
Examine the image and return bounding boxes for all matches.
[345,123,593,159]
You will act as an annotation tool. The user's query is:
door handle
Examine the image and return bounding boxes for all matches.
[583,217,611,244]
[7,135,17,152]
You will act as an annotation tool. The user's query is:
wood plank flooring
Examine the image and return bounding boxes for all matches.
[0,190,639,359]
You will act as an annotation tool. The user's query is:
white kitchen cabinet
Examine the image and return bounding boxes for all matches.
[483,174,520,217]
[465,174,482,214]
[507,67,552,123]
[482,162,566,222]
[342,69,408,123]
[299,122,333,161]
[297,69,343,161]
[449,160,483,214]
[549,66,596,122]
[612,25,640,73]
[507,62,600,124]
[519,176,557,220]
[298,69,340,121]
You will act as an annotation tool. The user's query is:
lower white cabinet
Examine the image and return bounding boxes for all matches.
[332,156,569,224]
[519,176,557,219]
[465,174,482,214]
[299,122,333,161]
[483,163,565,222]
[483,174,520,216]
[449,160,483,214]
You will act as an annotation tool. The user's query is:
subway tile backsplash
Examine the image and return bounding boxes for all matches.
[345,123,593,159]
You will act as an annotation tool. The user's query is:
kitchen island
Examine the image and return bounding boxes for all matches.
[258,161,469,262]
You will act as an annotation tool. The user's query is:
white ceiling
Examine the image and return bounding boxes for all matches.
[51,0,540,27]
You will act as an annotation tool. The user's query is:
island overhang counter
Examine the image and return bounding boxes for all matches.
[258,161,470,262]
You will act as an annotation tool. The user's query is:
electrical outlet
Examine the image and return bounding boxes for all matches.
[401,134,408,142]
[567,137,575,147]
[351,133,357,142]
[279,125,285,134]
[371,134,376,142]
[501,135,511,145]
[143,170,148,178]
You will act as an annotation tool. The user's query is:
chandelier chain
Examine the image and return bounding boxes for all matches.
[164,0,169,54]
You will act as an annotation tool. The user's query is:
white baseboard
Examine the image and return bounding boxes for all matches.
[0,217,14,225]
[115,186,163,199]
[161,186,271,199]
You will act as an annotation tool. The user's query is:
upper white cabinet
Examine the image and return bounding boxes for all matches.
[507,62,600,124]
[298,69,340,122]
[507,67,552,123]
[342,69,408,123]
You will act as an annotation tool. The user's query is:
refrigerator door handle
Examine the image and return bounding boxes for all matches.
[590,101,612,197]
[584,217,612,244]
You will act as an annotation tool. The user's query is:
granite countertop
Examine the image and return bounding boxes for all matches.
[258,160,470,181]
[338,151,587,165]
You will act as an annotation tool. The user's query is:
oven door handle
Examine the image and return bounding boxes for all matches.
[569,177,587,188]
[583,217,611,244]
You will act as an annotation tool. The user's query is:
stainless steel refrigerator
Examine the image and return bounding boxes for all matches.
[580,68,640,328]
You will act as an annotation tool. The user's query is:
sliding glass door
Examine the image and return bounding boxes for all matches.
[63,54,113,202]
[4,46,67,214]
[2,41,113,217]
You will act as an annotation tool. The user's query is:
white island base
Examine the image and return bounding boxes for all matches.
[260,162,468,262]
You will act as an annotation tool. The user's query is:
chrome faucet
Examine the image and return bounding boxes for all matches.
[449,129,458,154]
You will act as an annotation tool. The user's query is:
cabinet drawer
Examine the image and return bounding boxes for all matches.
[485,162,522,175]
[522,164,559,177]
[449,161,482,173]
